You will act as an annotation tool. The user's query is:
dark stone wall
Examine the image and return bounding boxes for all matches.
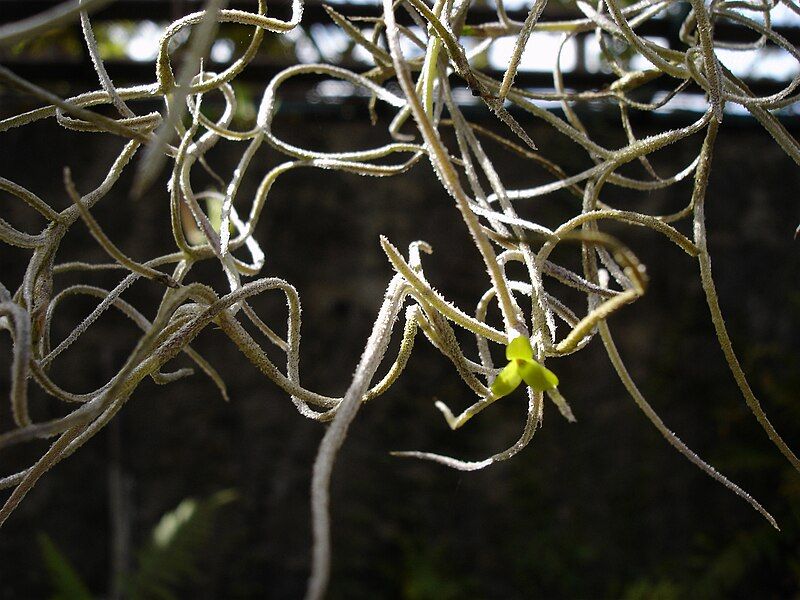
[1,103,799,598]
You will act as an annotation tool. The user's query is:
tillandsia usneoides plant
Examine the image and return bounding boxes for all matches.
[0,0,798,597]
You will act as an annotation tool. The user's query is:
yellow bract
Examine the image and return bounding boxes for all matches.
[490,337,559,398]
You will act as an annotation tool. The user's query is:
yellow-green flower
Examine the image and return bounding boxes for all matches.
[490,336,558,398]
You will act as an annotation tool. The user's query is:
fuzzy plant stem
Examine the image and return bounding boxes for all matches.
[381,0,526,339]
[306,274,407,600]
[692,121,800,472]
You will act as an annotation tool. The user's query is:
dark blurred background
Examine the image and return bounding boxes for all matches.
[1,1,800,598]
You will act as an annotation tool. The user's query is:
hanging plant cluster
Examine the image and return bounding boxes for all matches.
[0,0,798,596]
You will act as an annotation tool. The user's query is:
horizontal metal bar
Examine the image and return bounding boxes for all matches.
[7,0,562,22]
[0,57,793,99]
[1,0,798,46]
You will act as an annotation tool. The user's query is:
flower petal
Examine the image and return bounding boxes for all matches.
[518,359,559,391]
[490,361,523,398]
[506,336,533,361]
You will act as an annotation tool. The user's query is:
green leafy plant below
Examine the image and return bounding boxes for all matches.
[38,490,237,600]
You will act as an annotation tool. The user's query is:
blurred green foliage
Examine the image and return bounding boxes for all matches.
[39,490,237,600]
